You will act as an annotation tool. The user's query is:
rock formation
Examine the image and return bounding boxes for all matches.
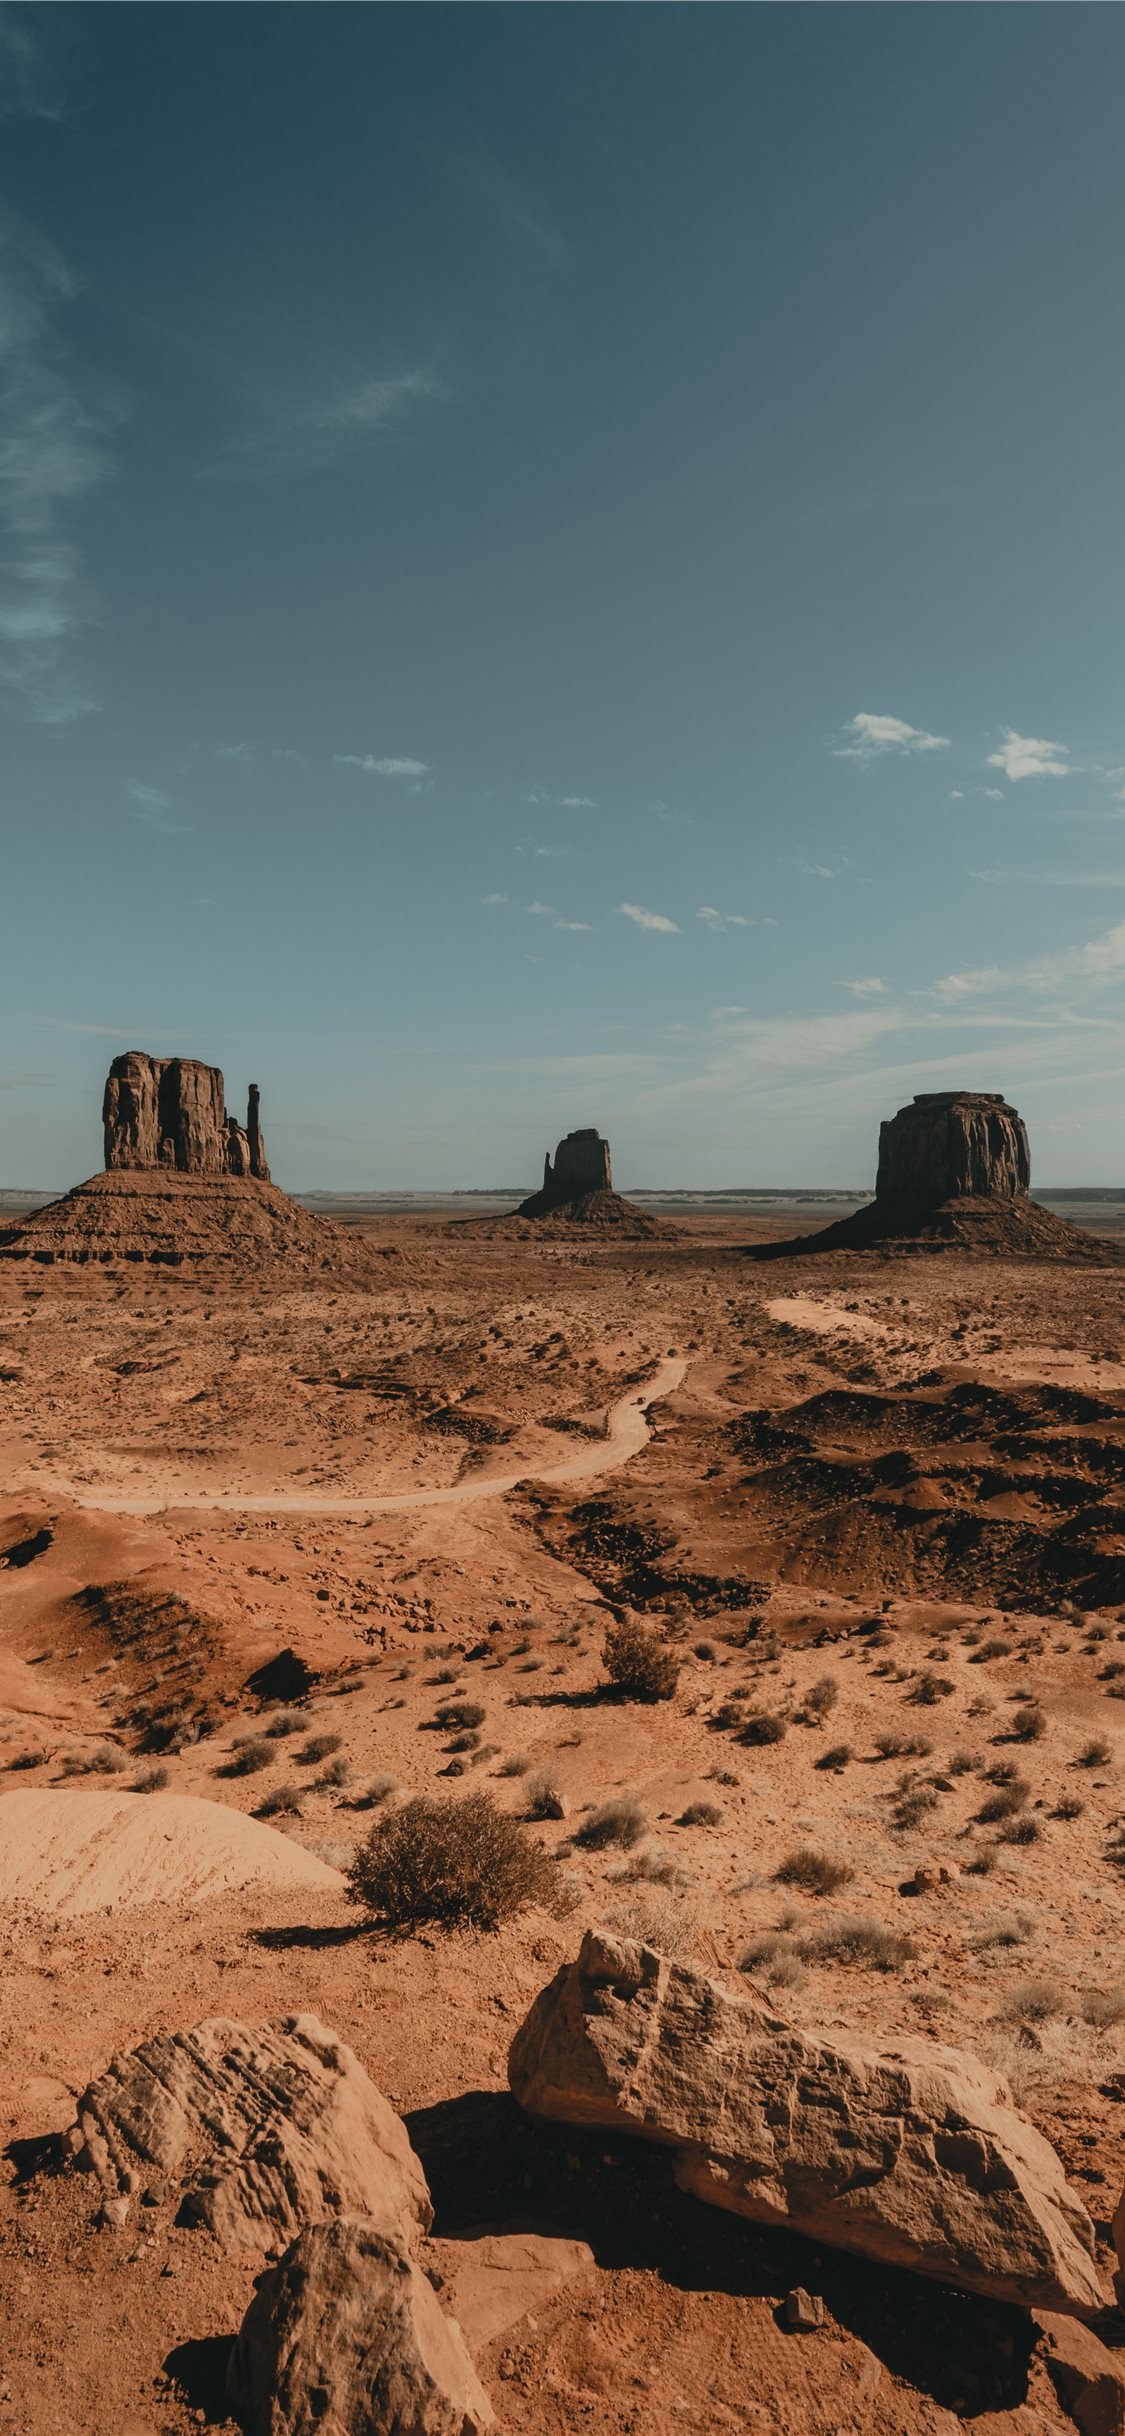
[876,1092,1030,1208]
[65,2013,431,2250]
[226,2217,494,2436]
[539,1128,613,1206]
[103,1051,270,1180]
[509,1931,1104,2315]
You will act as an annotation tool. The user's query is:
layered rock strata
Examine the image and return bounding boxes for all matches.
[103,1051,269,1180]
[876,1092,1030,1208]
[509,1931,1104,2315]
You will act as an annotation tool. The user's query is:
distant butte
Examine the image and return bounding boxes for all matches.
[0,1057,361,1272]
[755,1090,1119,1261]
[516,1128,662,1232]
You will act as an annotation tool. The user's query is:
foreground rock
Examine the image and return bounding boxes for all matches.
[227,2217,493,2436]
[509,1932,1104,2315]
[0,1168,359,1271]
[66,2013,431,2249]
[103,1050,270,1178]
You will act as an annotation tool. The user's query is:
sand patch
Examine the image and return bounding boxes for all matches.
[0,1786,343,1916]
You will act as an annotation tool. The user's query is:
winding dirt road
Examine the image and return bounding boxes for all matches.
[73,1354,687,1517]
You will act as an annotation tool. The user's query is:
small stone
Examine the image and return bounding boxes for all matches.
[784,2288,826,2332]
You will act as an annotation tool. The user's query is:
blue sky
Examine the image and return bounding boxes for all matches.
[3,3,1125,1190]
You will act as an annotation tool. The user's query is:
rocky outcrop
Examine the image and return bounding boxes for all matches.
[226,2217,494,2436]
[519,1129,612,1216]
[65,2013,431,2250]
[509,1932,1104,2315]
[876,1092,1030,1208]
[103,1052,269,1179]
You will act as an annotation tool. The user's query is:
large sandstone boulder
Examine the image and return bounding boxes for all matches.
[65,2013,430,2250]
[875,1091,1030,1207]
[226,2216,494,2436]
[103,1051,269,1179]
[509,1932,1104,2315]
[520,1127,612,1215]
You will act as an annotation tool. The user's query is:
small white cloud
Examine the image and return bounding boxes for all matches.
[983,786,1005,799]
[986,728,1070,781]
[273,746,307,764]
[838,975,888,997]
[334,754,430,778]
[216,742,250,764]
[555,919,592,932]
[559,795,596,809]
[481,892,509,906]
[618,902,680,933]
[526,899,554,917]
[949,790,964,801]
[126,779,173,812]
[696,905,751,931]
[800,863,837,880]
[834,711,951,760]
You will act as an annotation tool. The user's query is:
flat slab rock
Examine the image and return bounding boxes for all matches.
[508,1932,1105,2316]
[227,2216,494,2436]
[65,2012,431,2252]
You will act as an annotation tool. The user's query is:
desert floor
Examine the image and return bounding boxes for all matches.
[3,1205,1125,2436]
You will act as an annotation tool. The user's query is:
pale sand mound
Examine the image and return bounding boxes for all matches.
[0,1787,344,1916]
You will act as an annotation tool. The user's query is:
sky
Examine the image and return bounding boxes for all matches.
[3,3,1125,1191]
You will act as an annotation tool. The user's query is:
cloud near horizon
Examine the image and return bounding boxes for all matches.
[618,902,680,933]
[986,728,1070,781]
[834,710,951,759]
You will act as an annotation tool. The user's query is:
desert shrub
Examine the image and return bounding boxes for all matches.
[1002,1977,1062,2023]
[970,1912,1034,1951]
[604,1888,700,1961]
[892,1788,939,1831]
[677,1800,723,1827]
[298,1732,343,1765]
[804,1674,839,1717]
[798,1916,915,1971]
[738,1710,788,1747]
[435,1700,486,1731]
[498,1752,531,1777]
[353,1773,399,1808]
[447,1729,481,1754]
[998,1815,1041,1845]
[61,1743,126,1776]
[256,1782,303,1817]
[1082,1987,1125,2028]
[1052,1794,1084,1820]
[693,1640,717,1662]
[911,1672,954,1706]
[132,1762,170,1793]
[948,1749,977,1776]
[608,1845,685,1888]
[1076,1739,1112,1769]
[816,1742,852,1773]
[345,1792,561,1932]
[1010,1704,1046,1742]
[985,1758,1027,1786]
[977,1784,1028,1824]
[574,1795,645,1851]
[223,1736,274,1777]
[264,1709,302,1738]
[602,1616,680,1703]
[775,1846,854,1896]
[526,1770,566,1820]
[316,1755,351,1789]
[708,1765,740,1787]
[974,1638,1013,1663]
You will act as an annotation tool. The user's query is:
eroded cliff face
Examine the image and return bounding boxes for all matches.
[102,1054,269,1180]
[540,1129,612,1206]
[876,1093,1030,1207]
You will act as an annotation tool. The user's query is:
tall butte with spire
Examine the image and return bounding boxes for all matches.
[0,1053,356,1271]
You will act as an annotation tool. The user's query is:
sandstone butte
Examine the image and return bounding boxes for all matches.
[516,1125,662,1232]
[102,1050,270,1179]
[508,1931,1106,2317]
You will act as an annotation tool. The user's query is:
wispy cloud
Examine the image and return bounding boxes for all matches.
[481,891,509,906]
[986,728,1070,781]
[618,902,680,934]
[932,916,1125,1003]
[971,867,1125,889]
[799,863,838,881]
[696,905,751,931]
[559,794,595,809]
[0,215,110,724]
[555,918,592,932]
[838,976,888,997]
[0,10,63,121]
[335,753,429,779]
[125,779,186,834]
[833,711,951,760]
[216,741,251,769]
[516,837,569,859]
[526,899,554,918]
[216,368,442,481]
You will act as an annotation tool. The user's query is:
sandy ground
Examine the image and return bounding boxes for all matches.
[3,1206,1125,2435]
